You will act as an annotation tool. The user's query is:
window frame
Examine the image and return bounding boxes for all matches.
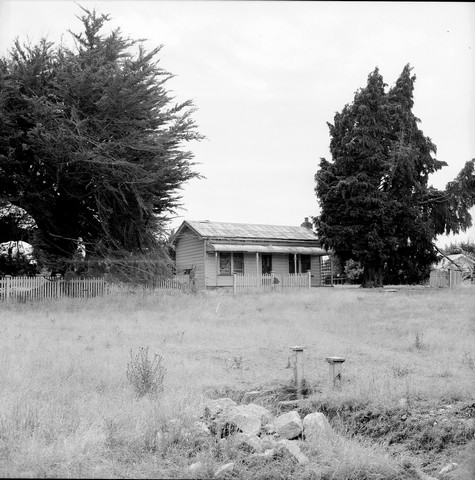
[288,254,312,274]
[218,252,244,276]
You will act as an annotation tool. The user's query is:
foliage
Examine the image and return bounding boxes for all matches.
[314,64,475,287]
[443,241,475,259]
[126,346,166,398]
[0,202,36,244]
[343,259,363,284]
[0,7,202,273]
[0,248,37,276]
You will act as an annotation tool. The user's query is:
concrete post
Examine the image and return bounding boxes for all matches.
[290,346,305,398]
[326,356,345,388]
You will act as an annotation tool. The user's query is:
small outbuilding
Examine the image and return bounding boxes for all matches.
[170,219,331,290]
[435,253,474,279]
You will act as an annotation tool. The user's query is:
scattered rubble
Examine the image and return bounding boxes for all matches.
[196,397,336,471]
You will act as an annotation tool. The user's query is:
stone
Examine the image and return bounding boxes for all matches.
[203,398,237,420]
[191,420,211,436]
[260,434,278,450]
[233,432,263,453]
[213,462,234,478]
[273,411,303,439]
[439,462,458,476]
[224,403,273,435]
[261,423,276,435]
[302,412,335,443]
[253,448,276,459]
[203,398,239,436]
[275,439,309,465]
[188,462,204,473]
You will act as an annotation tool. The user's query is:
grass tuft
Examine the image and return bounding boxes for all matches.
[126,346,166,398]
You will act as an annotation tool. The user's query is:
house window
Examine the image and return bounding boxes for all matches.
[262,254,272,274]
[289,254,296,274]
[233,252,244,274]
[219,252,244,275]
[219,252,231,275]
[301,255,311,272]
[289,254,311,273]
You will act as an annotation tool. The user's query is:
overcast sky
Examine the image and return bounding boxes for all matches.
[1,1,474,247]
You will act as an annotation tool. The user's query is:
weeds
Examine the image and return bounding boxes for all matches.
[414,331,425,351]
[1,287,473,478]
[391,364,413,378]
[126,346,166,397]
[226,355,244,370]
[462,352,474,370]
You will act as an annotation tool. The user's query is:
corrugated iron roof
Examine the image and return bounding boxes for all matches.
[186,220,318,241]
[209,243,327,255]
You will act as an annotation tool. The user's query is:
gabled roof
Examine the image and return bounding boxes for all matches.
[437,253,475,270]
[446,254,475,265]
[172,220,319,243]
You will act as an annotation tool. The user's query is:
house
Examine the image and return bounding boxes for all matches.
[436,253,474,279]
[170,218,331,290]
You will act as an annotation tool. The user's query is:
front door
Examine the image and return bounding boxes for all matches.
[262,254,272,275]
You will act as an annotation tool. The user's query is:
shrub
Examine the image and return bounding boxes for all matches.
[126,346,166,397]
[344,259,364,284]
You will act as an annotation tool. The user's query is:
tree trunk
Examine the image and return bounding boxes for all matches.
[362,262,384,288]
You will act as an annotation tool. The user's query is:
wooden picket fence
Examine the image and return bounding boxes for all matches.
[0,275,108,301]
[0,273,190,301]
[233,272,311,294]
[110,274,191,295]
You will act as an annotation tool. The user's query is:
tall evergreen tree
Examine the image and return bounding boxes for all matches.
[315,65,475,286]
[0,8,202,273]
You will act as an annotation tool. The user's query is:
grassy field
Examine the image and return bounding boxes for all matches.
[0,285,474,479]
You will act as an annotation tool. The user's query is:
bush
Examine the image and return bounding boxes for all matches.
[126,346,166,397]
[344,259,364,284]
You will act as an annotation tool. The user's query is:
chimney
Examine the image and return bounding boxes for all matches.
[301,217,313,229]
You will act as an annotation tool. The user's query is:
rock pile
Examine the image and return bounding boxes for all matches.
[190,397,336,476]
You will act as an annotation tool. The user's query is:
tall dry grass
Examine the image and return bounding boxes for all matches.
[0,285,473,478]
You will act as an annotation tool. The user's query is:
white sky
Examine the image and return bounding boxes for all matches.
[1,1,474,247]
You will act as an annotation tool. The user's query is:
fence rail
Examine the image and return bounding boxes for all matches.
[0,275,108,301]
[110,274,190,295]
[0,274,190,301]
[233,272,311,294]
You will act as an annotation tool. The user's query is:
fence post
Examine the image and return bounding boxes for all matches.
[55,273,62,299]
[326,356,345,388]
[308,271,311,289]
[330,255,334,286]
[5,275,11,301]
[233,274,237,294]
[290,346,305,398]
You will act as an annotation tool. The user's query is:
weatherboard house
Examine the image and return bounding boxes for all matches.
[170,219,330,290]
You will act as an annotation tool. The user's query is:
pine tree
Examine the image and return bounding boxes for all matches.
[0,8,202,274]
[315,65,475,286]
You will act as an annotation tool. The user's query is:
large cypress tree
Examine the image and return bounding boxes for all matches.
[0,8,202,274]
[315,65,475,286]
